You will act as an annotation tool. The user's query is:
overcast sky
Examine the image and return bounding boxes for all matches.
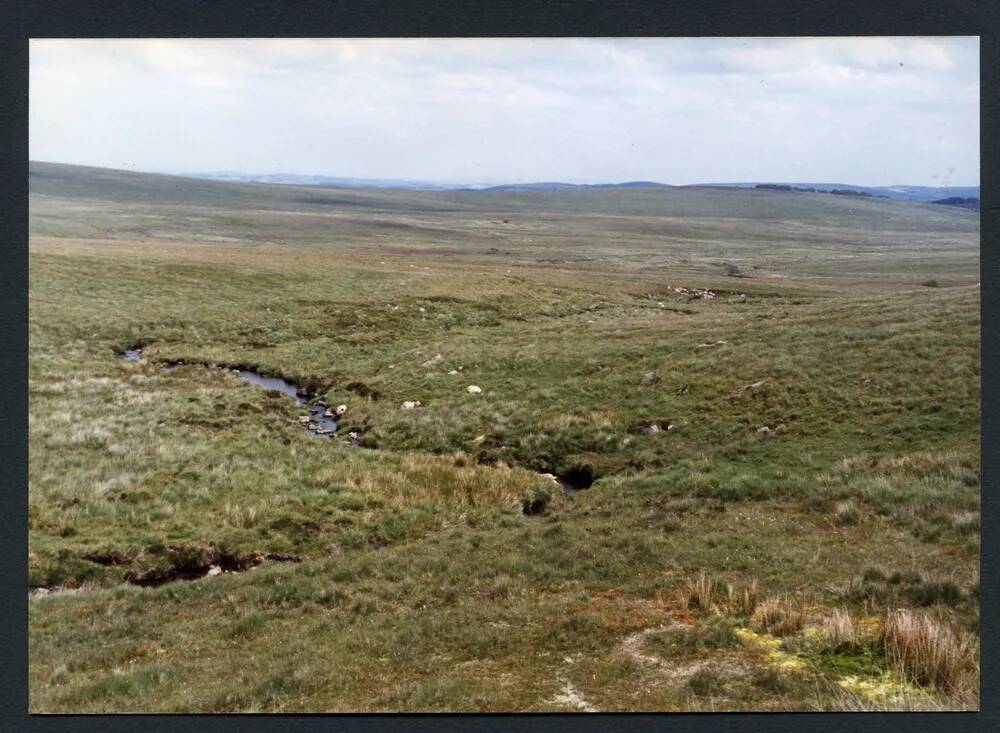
[30,37,979,186]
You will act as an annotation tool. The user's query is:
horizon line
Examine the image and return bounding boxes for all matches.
[28,159,983,191]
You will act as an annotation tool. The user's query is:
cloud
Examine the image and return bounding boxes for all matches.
[29,37,979,185]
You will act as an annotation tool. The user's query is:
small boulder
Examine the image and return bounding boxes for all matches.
[298,415,311,424]
[466,385,482,395]
[757,426,772,435]
[206,565,223,577]
[401,400,421,410]
[448,369,459,375]
[643,371,657,382]
[640,424,660,435]
[335,404,348,417]
[746,380,766,390]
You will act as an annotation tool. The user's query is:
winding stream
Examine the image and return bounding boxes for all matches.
[30,348,586,599]
[123,349,341,440]
[121,347,581,489]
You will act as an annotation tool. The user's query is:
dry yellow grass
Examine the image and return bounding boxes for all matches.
[821,608,859,648]
[752,598,806,637]
[882,610,977,694]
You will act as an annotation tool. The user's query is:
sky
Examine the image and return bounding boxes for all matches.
[29,37,979,186]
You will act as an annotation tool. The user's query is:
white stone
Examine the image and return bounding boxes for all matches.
[466,385,482,395]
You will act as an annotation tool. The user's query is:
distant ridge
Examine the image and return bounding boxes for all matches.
[181,172,478,191]
[475,181,673,192]
[699,182,980,204]
[46,163,978,203]
[185,173,675,193]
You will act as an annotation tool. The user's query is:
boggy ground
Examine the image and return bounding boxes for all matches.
[28,164,980,711]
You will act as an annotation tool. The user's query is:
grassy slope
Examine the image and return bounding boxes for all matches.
[28,163,980,712]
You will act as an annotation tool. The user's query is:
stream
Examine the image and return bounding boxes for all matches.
[121,347,581,489]
[123,349,341,440]
[32,347,587,599]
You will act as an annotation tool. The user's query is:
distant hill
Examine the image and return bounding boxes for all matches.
[183,172,484,191]
[702,182,980,204]
[475,181,673,192]
[931,197,980,211]
[29,161,978,235]
[173,169,978,203]
[186,174,674,193]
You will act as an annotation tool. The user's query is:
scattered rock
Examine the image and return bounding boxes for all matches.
[642,371,657,382]
[757,426,772,435]
[448,369,459,375]
[466,385,482,395]
[401,400,422,409]
[636,419,674,435]
[206,565,223,577]
[298,415,311,424]
[746,379,766,390]
[421,354,444,368]
[335,404,348,417]
[537,473,560,485]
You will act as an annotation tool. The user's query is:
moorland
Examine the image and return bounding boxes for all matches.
[28,161,980,712]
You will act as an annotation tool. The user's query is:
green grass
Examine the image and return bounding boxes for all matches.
[28,163,979,711]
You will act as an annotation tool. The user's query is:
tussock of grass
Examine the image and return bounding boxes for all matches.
[844,568,969,611]
[820,608,859,649]
[752,598,805,637]
[882,610,977,695]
